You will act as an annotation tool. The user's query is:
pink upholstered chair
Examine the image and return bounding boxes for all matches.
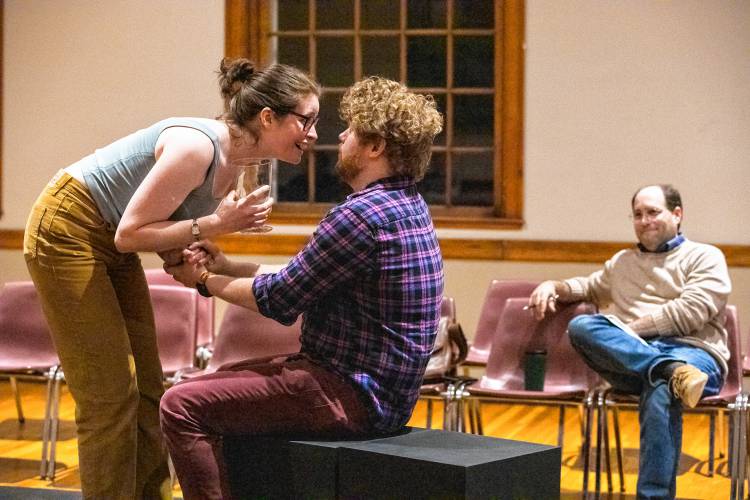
[149,284,201,382]
[177,303,302,379]
[145,268,215,353]
[0,281,64,479]
[463,280,539,370]
[464,298,599,443]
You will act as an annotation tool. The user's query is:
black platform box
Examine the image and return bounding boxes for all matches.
[224,428,560,499]
[339,430,560,499]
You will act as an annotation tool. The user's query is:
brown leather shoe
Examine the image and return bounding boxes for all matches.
[669,364,708,408]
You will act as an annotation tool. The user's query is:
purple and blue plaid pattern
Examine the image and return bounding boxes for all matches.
[253,176,444,432]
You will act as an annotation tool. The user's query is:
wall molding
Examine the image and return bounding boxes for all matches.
[2,229,748,267]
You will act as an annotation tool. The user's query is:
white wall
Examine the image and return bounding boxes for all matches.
[3,0,749,336]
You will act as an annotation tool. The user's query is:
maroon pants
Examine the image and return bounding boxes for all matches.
[159,354,370,500]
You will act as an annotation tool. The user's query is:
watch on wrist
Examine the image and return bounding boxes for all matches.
[196,270,213,298]
[191,218,201,241]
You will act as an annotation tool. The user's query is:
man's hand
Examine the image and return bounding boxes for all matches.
[527,281,562,320]
[182,239,230,274]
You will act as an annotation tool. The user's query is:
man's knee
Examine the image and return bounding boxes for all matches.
[159,385,187,432]
[567,314,599,348]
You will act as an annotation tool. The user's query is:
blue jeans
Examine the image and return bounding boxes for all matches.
[568,314,723,500]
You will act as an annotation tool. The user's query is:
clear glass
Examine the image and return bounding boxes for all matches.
[236,159,273,233]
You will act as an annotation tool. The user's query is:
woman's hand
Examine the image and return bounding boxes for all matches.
[182,239,230,274]
[164,259,205,289]
[213,185,273,233]
[157,248,184,266]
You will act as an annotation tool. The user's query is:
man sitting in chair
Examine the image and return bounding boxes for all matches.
[160,77,444,500]
[528,184,731,500]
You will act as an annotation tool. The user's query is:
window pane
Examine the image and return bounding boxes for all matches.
[453,94,493,146]
[418,152,446,205]
[277,160,309,202]
[317,92,344,145]
[454,36,493,87]
[452,152,493,206]
[317,37,353,87]
[316,0,353,29]
[454,0,493,29]
[430,93,446,146]
[362,37,399,81]
[277,37,309,72]
[314,150,349,203]
[407,0,446,29]
[361,0,400,29]
[277,0,309,31]
[407,36,446,87]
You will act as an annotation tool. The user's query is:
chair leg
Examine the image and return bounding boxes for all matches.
[557,405,565,450]
[9,376,25,423]
[425,399,433,429]
[719,408,726,458]
[46,368,63,480]
[709,411,716,477]
[474,400,484,435]
[581,391,594,499]
[601,399,613,493]
[611,406,625,492]
[594,391,606,496]
[39,367,57,479]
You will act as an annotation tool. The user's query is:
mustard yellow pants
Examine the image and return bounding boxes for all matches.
[24,171,171,499]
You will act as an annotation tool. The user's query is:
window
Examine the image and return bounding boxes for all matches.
[225,0,524,229]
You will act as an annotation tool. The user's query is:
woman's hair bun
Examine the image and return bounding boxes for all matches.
[218,57,257,99]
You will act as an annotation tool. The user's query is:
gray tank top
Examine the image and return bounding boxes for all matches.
[75,117,223,227]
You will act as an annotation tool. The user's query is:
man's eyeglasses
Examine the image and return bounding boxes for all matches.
[629,208,664,223]
[288,110,319,132]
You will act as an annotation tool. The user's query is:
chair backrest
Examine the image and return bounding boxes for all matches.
[441,296,456,323]
[145,268,215,347]
[0,281,59,371]
[717,304,742,398]
[149,284,199,376]
[207,304,302,371]
[480,297,599,392]
[465,280,540,364]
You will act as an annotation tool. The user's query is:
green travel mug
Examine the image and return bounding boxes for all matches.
[524,349,547,391]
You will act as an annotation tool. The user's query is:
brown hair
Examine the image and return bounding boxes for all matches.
[339,77,443,181]
[218,58,321,142]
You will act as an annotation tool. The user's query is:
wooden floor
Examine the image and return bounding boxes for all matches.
[0,379,737,499]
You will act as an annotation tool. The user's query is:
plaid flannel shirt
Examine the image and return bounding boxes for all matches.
[253,176,444,432]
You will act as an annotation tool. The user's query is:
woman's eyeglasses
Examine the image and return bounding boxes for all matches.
[288,111,319,132]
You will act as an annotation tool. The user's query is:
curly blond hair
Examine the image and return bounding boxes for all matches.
[339,77,443,181]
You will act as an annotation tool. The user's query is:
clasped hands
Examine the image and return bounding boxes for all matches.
[164,239,226,289]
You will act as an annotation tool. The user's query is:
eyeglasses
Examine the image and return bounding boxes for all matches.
[287,110,319,132]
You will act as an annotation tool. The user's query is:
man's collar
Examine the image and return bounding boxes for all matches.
[347,175,414,199]
[637,233,685,253]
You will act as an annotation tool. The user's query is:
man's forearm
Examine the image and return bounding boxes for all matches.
[203,273,259,311]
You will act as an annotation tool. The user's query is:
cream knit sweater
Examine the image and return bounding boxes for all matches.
[565,239,732,373]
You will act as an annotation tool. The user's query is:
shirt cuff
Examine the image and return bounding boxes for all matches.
[651,310,677,336]
[564,278,587,301]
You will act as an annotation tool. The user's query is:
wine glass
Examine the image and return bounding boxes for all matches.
[236,158,273,233]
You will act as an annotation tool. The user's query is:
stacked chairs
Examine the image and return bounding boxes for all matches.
[0,281,63,479]
[463,298,599,451]
[462,280,539,374]
[592,305,746,498]
[419,296,464,430]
